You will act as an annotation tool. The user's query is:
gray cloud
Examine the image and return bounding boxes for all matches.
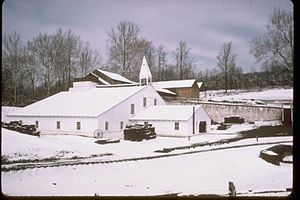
[3,0,293,72]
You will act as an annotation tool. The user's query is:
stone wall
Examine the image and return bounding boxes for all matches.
[169,102,283,123]
[201,103,282,122]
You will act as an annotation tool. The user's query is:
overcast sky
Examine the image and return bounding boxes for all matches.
[3,0,293,73]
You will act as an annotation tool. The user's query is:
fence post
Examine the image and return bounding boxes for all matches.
[228,181,236,196]
[291,103,293,126]
[281,104,284,123]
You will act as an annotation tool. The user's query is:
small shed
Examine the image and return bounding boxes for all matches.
[73,69,136,85]
[151,79,199,99]
[129,105,211,137]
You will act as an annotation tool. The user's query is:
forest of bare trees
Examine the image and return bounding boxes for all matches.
[2,29,102,106]
[2,8,293,107]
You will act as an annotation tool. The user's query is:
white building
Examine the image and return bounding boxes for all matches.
[5,56,211,138]
[6,84,166,139]
[6,56,167,139]
[129,105,211,137]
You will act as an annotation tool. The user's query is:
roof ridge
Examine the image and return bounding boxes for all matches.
[97,69,134,83]
[7,86,147,118]
[154,79,196,83]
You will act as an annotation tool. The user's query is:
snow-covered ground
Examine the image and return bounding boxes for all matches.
[2,136,292,197]
[1,123,293,197]
[1,120,283,163]
[203,88,293,106]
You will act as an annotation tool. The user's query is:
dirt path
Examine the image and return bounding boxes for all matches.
[2,140,292,172]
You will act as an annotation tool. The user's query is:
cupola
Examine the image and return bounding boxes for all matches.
[139,56,152,86]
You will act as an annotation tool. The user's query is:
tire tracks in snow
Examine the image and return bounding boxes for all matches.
[1,140,292,172]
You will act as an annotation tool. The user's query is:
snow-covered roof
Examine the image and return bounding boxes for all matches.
[7,86,147,118]
[197,82,203,88]
[96,83,139,88]
[91,72,110,85]
[153,87,177,96]
[97,69,136,84]
[139,56,152,80]
[151,79,198,89]
[130,105,202,121]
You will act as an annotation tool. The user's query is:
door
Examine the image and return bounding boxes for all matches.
[199,121,206,133]
[283,108,292,125]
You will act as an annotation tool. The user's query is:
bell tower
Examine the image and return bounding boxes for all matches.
[139,56,152,86]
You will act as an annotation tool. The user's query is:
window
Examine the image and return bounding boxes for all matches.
[76,122,81,130]
[120,121,124,130]
[141,78,148,86]
[199,121,207,133]
[154,98,157,106]
[105,122,109,130]
[143,97,147,107]
[131,104,135,114]
[175,122,179,130]
[57,121,60,129]
[35,121,39,128]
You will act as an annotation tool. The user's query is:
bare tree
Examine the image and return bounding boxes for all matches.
[2,28,102,106]
[51,28,67,91]
[2,31,26,105]
[65,29,81,88]
[228,65,242,89]
[162,64,177,81]
[250,8,294,75]
[24,47,41,98]
[78,41,102,76]
[173,41,194,80]
[217,42,237,93]
[157,44,167,81]
[28,33,55,96]
[106,20,141,76]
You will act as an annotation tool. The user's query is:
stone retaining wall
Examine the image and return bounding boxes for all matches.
[169,102,283,123]
[202,103,282,122]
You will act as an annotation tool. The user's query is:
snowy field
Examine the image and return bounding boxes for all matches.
[1,121,282,164]
[2,137,293,197]
[203,88,293,106]
[1,125,293,197]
